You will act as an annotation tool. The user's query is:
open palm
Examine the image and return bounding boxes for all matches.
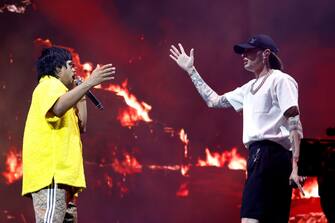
[169,43,194,74]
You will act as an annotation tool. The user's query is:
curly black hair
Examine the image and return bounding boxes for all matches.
[36,47,72,81]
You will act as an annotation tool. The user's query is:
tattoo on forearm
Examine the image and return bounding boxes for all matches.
[218,96,231,108]
[189,68,231,108]
[291,137,296,154]
[288,115,303,163]
[288,116,303,137]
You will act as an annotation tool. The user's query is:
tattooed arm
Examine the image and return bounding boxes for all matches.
[188,66,231,108]
[169,43,231,108]
[284,106,305,188]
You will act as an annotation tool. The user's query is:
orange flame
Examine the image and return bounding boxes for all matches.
[176,182,189,197]
[179,129,189,145]
[197,147,246,170]
[181,165,190,176]
[112,152,142,175]
[178,129,191,176]
[302,178,319,198]
[103,80,152,127]
[147,165,180,171]
[289,212,327,223]
[179,129,189,158]
[2,148,22,184]
[227,148,247,170]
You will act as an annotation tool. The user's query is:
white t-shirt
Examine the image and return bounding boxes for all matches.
[224,69,299,150]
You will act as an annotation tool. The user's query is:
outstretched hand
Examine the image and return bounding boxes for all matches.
[169,43,195,74]
[86,64,116,87]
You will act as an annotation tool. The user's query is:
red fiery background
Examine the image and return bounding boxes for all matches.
[1,0,335,222]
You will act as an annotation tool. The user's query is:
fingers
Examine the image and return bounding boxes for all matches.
[98,64,114,70]
[170,45,180,60]
[100,67,115,74]
[169,54,178,62]
[169,44,182,62]
[171,45,180,55]
[94,64,116,75]
[299,176,307,186]
[190,48,194,58]
[105,76,115,81]
[178,43,186,54]
[91,64,116,81]
[170,47,179,58]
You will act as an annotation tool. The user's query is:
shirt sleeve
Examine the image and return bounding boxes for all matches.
[275,75,299,115]
[37,78,67,123]
[224,81,250,112]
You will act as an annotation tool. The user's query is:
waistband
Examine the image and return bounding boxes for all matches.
[249,140,286,151]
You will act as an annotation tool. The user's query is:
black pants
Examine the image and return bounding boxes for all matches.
[318,174,335,223]
[241,140,292,223]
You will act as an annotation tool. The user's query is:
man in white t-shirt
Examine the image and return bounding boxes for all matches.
[169,34,304,223]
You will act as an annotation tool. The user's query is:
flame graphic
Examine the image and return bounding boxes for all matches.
[302,178,319,198]
[2,148,22,184]
[289,212,327,223]
[178,129,191,176]
[176,182,189,197]
[103,80,152,127]
[181,165,190,176]
[197,147,246,171]
[179,129,189,158]
[147,165,180,171]
[112,152,142,175]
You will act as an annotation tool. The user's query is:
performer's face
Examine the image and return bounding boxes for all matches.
[58,60,76,88]
[241,48,264,73]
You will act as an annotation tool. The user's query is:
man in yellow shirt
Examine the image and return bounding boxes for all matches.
[22,47,115,223]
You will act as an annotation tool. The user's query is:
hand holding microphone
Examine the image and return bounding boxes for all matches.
[74,77,104,110]
[75,64,116,110]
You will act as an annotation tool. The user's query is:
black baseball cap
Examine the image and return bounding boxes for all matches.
[233,34,279,54]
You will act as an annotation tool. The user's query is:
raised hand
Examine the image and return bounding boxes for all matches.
[86,64,116,87]
[51,64,115,117]
[169,43,194,74]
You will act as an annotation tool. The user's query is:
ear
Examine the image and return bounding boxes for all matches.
[262,49,271,58]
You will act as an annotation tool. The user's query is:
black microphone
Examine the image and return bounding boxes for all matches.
[75,77,104,110]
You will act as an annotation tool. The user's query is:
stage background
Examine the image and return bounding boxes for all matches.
[1,0,334,222]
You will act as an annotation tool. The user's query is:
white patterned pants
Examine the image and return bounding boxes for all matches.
[31,182,78,223]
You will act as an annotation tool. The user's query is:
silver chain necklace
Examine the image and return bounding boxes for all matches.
[250,70,273,95]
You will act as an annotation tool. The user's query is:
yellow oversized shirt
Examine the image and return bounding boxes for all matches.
[22,76,86,196]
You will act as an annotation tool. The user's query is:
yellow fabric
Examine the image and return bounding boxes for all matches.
[22,76,86,196]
